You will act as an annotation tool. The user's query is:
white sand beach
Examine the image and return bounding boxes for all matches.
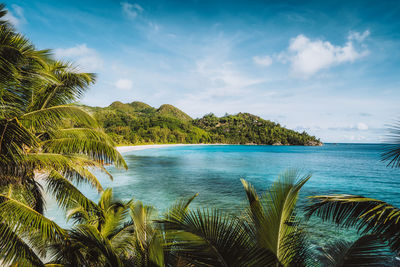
[116,144,214,153]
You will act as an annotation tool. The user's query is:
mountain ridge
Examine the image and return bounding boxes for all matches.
[84,101,322,146]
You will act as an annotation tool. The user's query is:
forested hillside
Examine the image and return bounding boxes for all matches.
[85,101,322,146]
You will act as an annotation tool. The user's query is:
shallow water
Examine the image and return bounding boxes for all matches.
[46,143,400,247]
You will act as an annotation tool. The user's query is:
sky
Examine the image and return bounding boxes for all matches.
[4,0,400,143]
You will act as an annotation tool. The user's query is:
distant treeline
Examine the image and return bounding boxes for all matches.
[86,101,322,146]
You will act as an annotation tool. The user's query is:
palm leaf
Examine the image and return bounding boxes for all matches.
[319,234,392,266]
[0,222,44,266]
[18,178,45,213]
[382,121,400,168]
[241,170,311,265]
[42,137,127,168]
[305,194,400,253]
[21,105,98,131]
[43,170,98,210]
[52,128,116,145]
[26,153,106,191]
[68,224,124,267]
[0,194,65,241]
[30,61,95,110]
[160,208,279,266]
[0,117,38,162]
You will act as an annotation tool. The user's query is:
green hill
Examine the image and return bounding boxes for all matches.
[157,104,192,122]
[85,101,322,146]
[130,101,156,113]
[193,113,321,146]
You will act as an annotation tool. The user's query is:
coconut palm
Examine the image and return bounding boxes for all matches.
[161,170,396,266]
[159,170,312,266]
[46,188,163,267]
[46,188,130,266]
[240,170,313,266]
[0,5,126,265]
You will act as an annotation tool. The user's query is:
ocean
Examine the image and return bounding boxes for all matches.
[46,143,400,247]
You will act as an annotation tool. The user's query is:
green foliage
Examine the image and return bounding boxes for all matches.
[0,5,126,265]
[318,234,392,266]
[0,2,397,265]
[241,170,313,266]
[157,104,192,122]
[382,121,400,167]
[86,101,212,145]
[87,102,321,146]
[306,194,400,254]
[194,112,321,145]
[54,188,163,266]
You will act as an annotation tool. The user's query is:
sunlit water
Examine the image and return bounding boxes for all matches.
[46,143,400,249]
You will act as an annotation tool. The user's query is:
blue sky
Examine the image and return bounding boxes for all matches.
[4,0,400,142]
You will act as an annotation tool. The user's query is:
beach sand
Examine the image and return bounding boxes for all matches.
[116,144,214,153]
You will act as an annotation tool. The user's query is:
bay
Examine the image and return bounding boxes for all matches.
[46,143,400,247]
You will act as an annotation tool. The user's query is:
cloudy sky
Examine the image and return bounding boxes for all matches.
[4,0,400,143]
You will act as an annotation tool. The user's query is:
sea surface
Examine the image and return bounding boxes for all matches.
[46,143,400,247]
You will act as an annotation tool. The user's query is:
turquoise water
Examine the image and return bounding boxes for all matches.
[46,143,400,246]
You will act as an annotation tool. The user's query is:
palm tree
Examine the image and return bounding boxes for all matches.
[46,188,130,266]
[240,170,312,266]
[0,5,126,265]
[159,170,312,266]
[161,170,395,266]
[46,188,163,267]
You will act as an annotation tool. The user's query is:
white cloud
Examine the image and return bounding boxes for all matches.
[4,5,26,27]
[279,31,369,78]
[357,122,368,130]
[148,22,160,32]
[115,79,133,90]
[195,58,261,98]
[348,30,370,42]
[253,55,273,67]
[54,44,103,72]
[121,2,143,18]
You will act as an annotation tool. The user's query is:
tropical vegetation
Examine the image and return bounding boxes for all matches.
[85,101,322,146]
[0,4,125,265]
[0,3,398,266]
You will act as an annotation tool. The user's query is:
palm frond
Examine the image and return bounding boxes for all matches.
[0,25,47,84]
[0,222,44,267]
[164,193,198,221]
[30,61,95,110]
[109,220,136,255]
[21,105,97,131]
[305,194,400,253]
[19,178,45,213]
[0,117,38,162]
[382,121,400,168]
[129,201,156,251]
[160,208,279,266]
[43,170,98,210]
[42,137,127,168]
[68,224,124,267]
[66,205,90,224]
[26,153,106,191]
[319,234,392,266]
[101,202,130,240]
[241,170,311,265]
[52,128,116,145]
[0,194,65,241]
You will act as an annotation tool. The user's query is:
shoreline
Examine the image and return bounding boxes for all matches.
[115,142,328,153]
[116,144,219,153]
